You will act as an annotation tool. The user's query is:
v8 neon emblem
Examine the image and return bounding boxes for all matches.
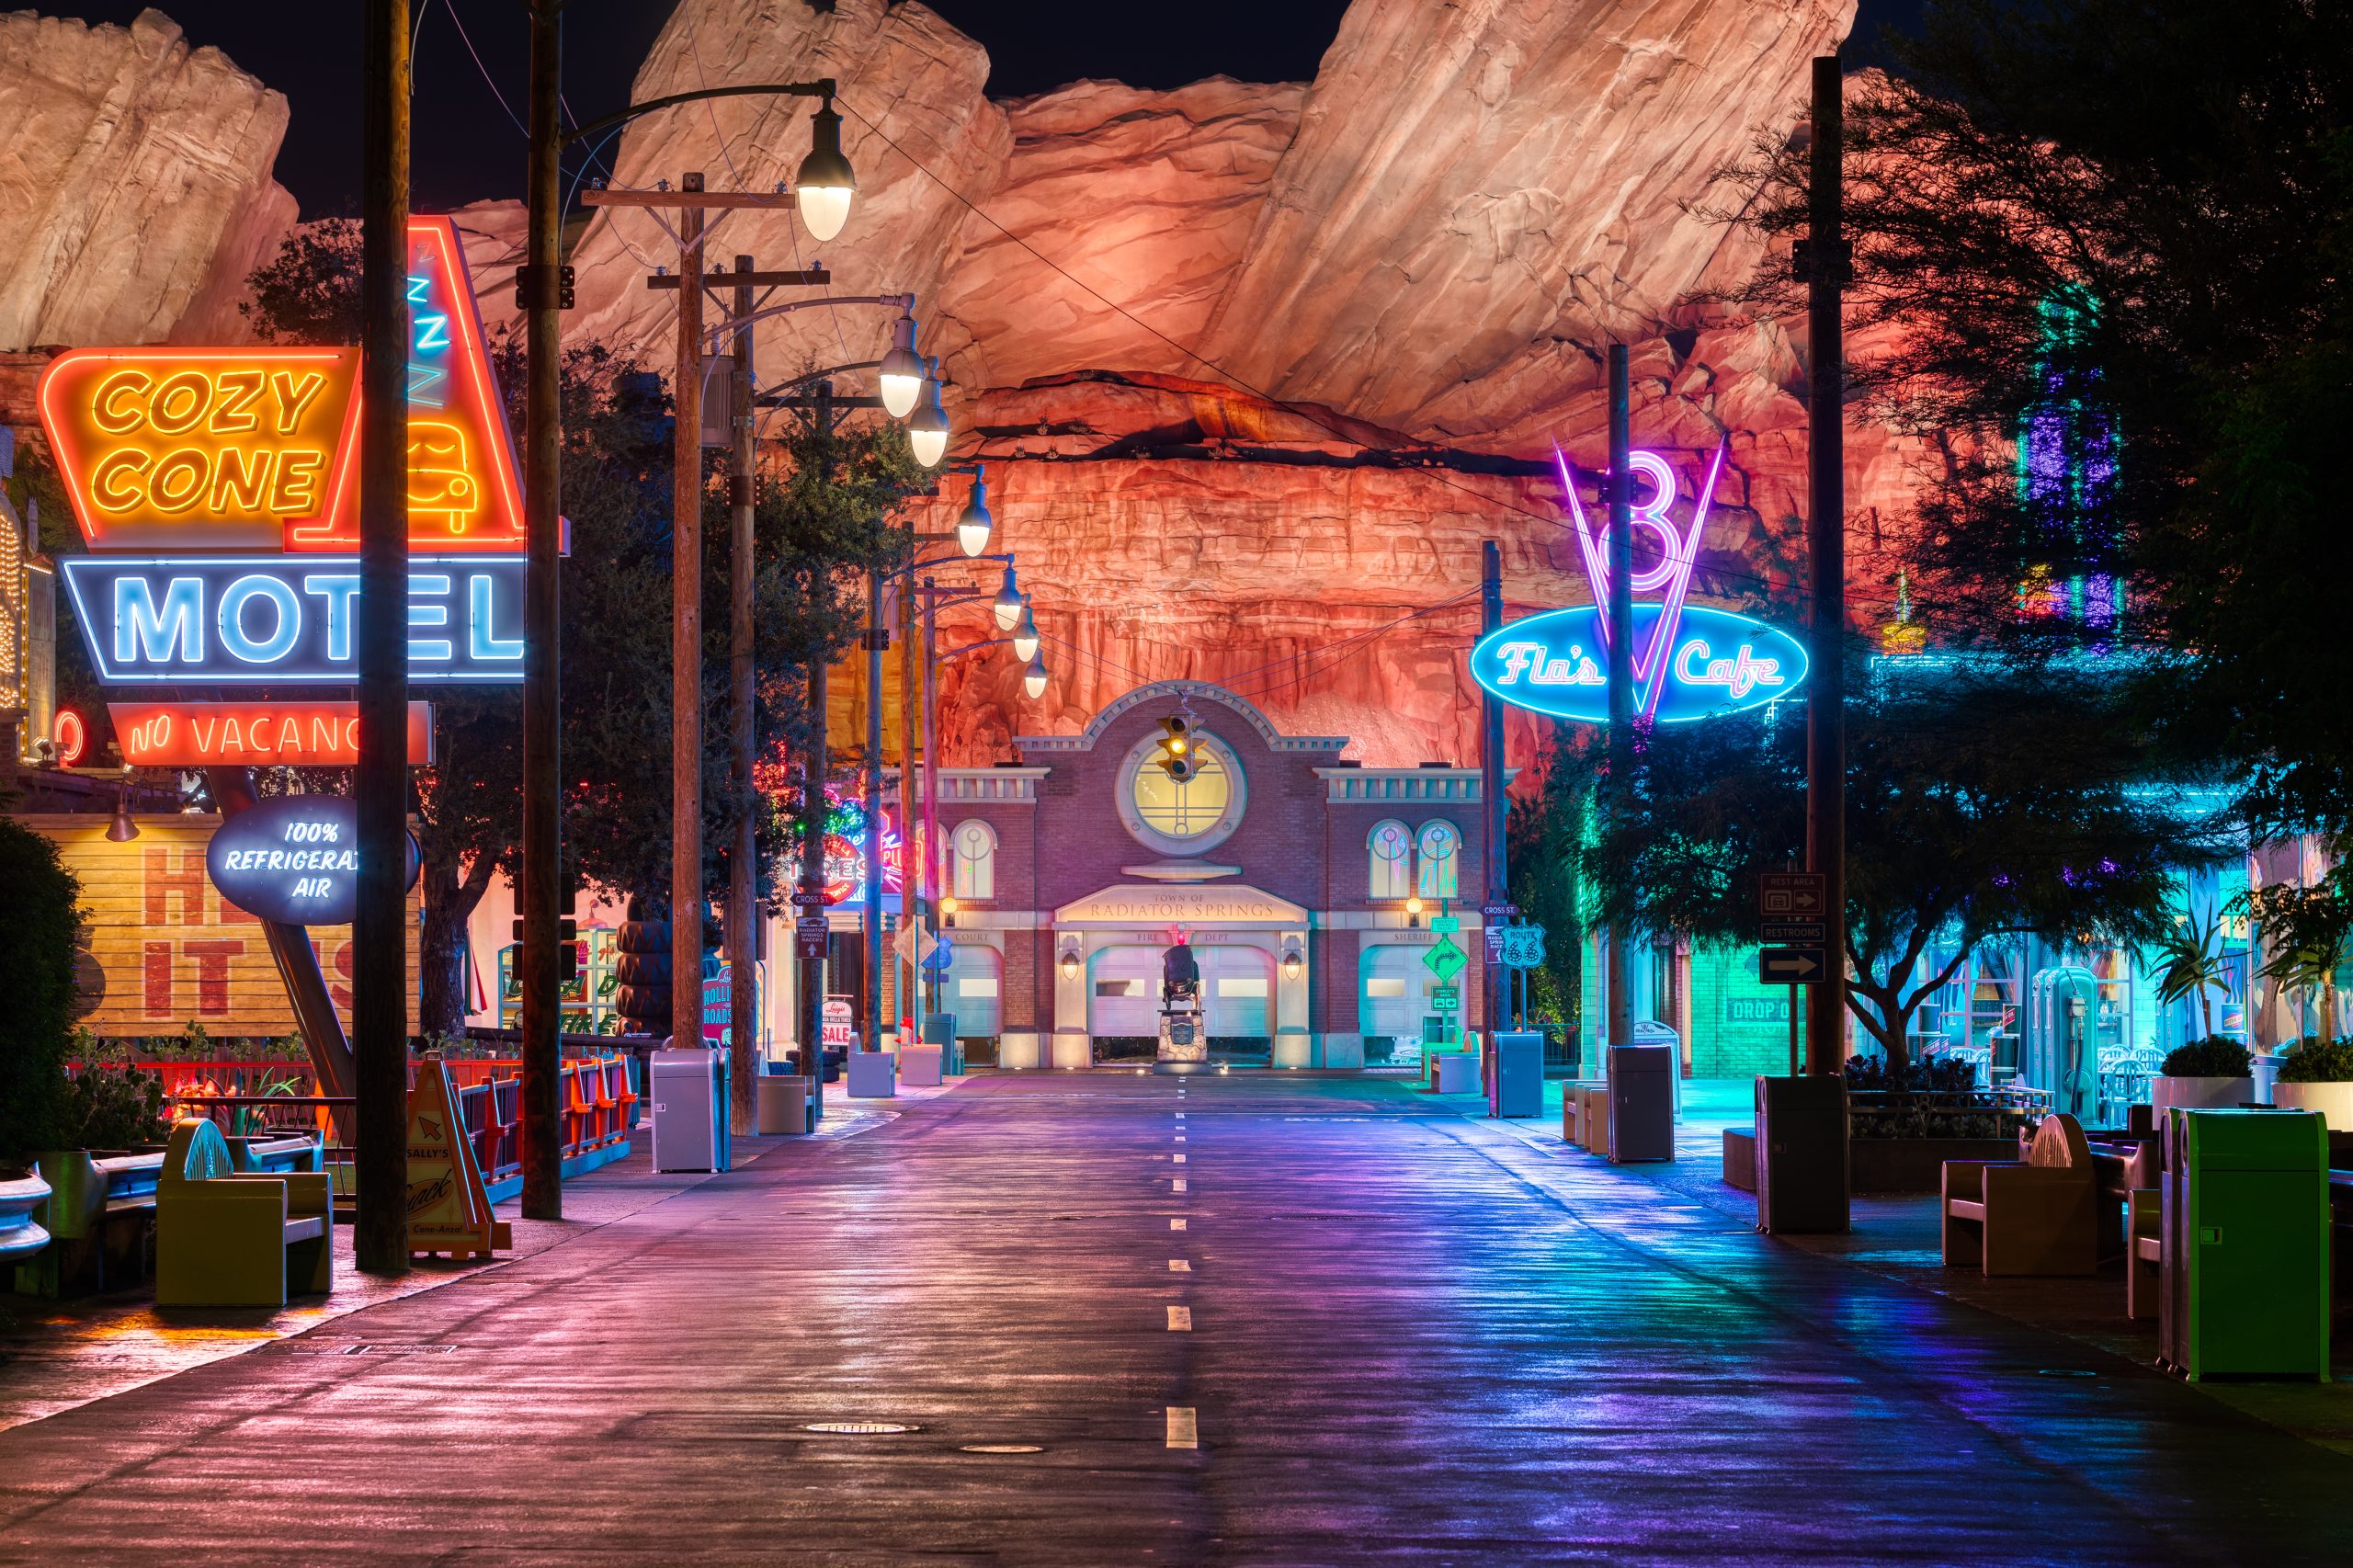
[1554,441,1728,723]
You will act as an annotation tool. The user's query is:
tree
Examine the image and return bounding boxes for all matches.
[1563,654,2231,1079]
[2152,898,2234,1040]
[2247,883,2353,1042]
[0,814,83,1163]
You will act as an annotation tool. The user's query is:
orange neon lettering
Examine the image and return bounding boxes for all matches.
[222,717,244,753]
[92,368,153,434]
[210,369,267,433]
[314,715,339,752]
[269,449,324,513]
[147,370,211,436]
[278,717,301,751]
[207,447,273,513]
[341,718,360,752]
[146,449,210,514]
[90,449,151,512]
[193,717,219,753]
[270,370,326,435]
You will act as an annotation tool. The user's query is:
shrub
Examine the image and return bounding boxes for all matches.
[58,1066,173,1151]
[1842,1051,1980,1094]
[0,817,83,1165]
[2160,1035,2253,1078]
[2275,1037,2353,1084]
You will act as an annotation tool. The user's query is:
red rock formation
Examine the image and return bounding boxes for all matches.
[0,8,295,349]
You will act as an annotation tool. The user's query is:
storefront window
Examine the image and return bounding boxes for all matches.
[1415,821,1460,900]
[1369,819,1412,898]
[951,819,996,901]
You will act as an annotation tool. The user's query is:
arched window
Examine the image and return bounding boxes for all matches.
[1368,819,1413,900]
[951,819,996,902]
[1415,820,1461,900]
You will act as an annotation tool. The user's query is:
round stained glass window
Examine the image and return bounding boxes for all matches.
[1117,731,1245,856]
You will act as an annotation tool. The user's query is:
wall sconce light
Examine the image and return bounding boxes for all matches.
[940,893,959,928]
[1281,945,1303,981]
[106,784,140,843]
[1060,948,1082,981]
[1405,895,1425,929]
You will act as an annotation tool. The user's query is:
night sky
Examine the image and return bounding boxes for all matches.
[60,1,1930,217]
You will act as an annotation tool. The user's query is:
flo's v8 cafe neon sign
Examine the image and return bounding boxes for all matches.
[1471,444,1808,724]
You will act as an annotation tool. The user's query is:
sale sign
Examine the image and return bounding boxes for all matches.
[112,700,436,767]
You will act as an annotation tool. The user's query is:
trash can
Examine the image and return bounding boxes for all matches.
[847,1051,898,1099]
[2160,1108,2329,1381]
[1489,1031,1544,1119]
[651,1047,731,1172]
[899,1045,945,1087]
[755,1074,810,1136]
[1431,1053,1479,1094]
[1755,1074,1849,1234]
[1607,1045,1675,1163]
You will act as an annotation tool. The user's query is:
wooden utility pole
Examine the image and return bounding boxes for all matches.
[1480,539,1506,1048]
[899,577,919,1039]
[1604,343,1633,1055]
[517,0,564,1221]
[355,0,412,1277]
[864,569,886,1051]
[727,256,759,1129]
[1803,53,1849,1076]
[671,173,708,1053]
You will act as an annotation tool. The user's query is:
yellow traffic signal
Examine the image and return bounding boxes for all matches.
[1155,716,1197,781]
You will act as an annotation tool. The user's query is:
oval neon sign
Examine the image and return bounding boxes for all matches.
[207,795,419,926]
[1471,605,1808,724]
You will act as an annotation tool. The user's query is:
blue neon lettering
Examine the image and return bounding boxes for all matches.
[302,574,360,661]
[469,573,524,660]
[218,574,301,664]
[116,576,203,665]
[408,573,453,661]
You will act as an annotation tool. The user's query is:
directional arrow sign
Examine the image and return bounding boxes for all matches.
[1423,940,1467,983]
[1757,947,1826,983]
[1758,872,1826,917]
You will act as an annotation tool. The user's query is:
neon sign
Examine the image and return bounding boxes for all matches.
[38,217,527,557]
[111,700,436,767]
[782,797,905,905]
[52,709,88,767]
[206,794,418,926]
[1472,444,1808,724]
[61,555,526,683]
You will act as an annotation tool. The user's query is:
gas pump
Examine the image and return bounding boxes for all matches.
[2029,966,2099,1118]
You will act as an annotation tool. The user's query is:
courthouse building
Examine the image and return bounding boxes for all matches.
[922,680,1497,1069]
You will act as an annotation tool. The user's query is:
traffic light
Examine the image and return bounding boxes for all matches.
[1154,715,1196,781]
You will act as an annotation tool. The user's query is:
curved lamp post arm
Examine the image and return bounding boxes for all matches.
[713,292,915,346]
[562,79,836,150]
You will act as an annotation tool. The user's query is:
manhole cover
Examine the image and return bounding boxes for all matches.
[959,1443,1044,1454]
[803,1421,918,1435]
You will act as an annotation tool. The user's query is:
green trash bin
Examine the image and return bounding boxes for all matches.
[2160,1108,2331,1381]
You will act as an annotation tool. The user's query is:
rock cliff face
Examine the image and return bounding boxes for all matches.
[1195,0,1855,442]
[562,0,1011,391]
[0,7,295,349]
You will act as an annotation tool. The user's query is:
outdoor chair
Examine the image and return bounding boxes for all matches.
[155,1119,333,1308]
[1941,1111,2098,1276]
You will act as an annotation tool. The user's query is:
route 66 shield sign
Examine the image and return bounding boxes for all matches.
[1499,925,1548,969]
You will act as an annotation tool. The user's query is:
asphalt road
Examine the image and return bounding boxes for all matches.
[2,1073,2347,1565]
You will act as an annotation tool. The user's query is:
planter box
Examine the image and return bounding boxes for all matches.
[2269,1080,2353,1130]
[1849,1136,2022,1194]
[2151,1075,2252,1116]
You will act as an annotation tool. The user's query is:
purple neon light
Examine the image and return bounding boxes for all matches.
[1554,439,1730,722]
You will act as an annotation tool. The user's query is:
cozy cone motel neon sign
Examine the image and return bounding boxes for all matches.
[41,216,530,690]
[1472,445,1808,723]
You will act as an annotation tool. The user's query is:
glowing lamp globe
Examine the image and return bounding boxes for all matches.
[1023,654,1050,700]
[907,361,949,468]
[956,476,994,556]
[992,565,1022,631]
[1012,603,1040,664]
[879,314,924,419]
[794,103,858,244]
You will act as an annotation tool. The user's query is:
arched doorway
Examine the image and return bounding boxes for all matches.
[1199,945,1273,1064]
[1359,943,1438,1070]
[1087,945,1163,1064]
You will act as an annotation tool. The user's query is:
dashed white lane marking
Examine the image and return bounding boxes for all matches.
[1175,1112,1186,1120]
[1166,1407,1198,1449]
[1167,1305,1192,1331]
[1175,1134,1187,1142]
[1168,1259,1190,1272]
[1169,1218,1187,1231]
[1172,1178,1187,1192]
[1172,1153,1187,1164]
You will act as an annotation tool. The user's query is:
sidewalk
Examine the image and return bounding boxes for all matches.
[1487,1075,2353,1456]
[0,1072,972,1433]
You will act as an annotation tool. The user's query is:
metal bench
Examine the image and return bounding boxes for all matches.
[156,1119,333,1307]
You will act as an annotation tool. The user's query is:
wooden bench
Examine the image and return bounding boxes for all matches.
[1942,1111,2097,1276]
[156,1119,333,1307]
[2127,1188,2163,1320]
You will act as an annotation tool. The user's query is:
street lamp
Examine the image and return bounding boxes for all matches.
[991,564,1022,631]
[1023,653,1051,700]
[908,357,950,469]
[956,470,994,557]
[795,98,858,242]
[879,312,925,419]
[1012,598,1040,663]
